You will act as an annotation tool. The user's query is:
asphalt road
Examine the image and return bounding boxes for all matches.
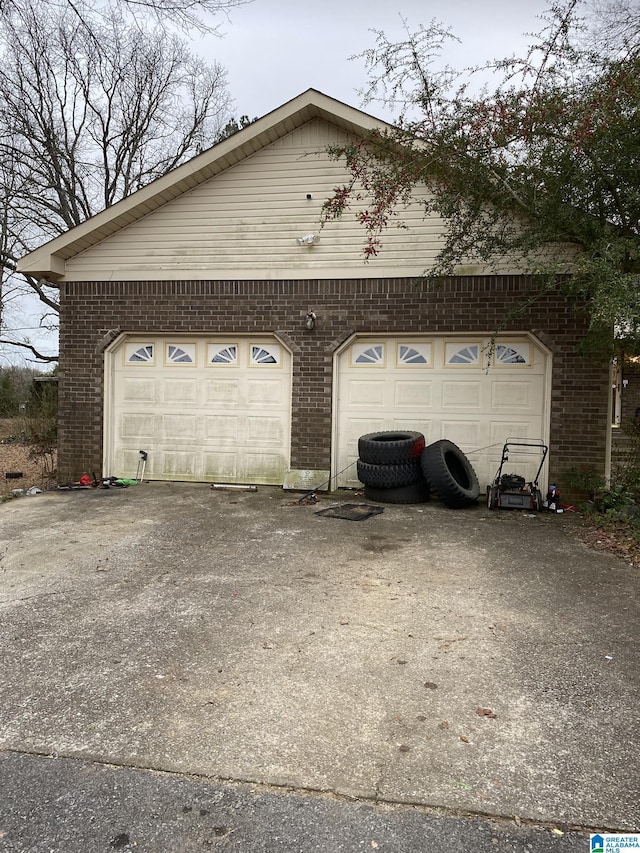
[0,752,590,852]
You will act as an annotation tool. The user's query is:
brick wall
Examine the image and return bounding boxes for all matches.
[58,275,610,496]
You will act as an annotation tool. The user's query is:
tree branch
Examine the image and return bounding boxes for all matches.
[0,339,58,362]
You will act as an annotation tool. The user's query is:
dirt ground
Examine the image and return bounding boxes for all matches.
[0,418,57,497]
[573,514,640,569]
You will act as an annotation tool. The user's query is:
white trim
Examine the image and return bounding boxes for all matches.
[46,264,450,283]
[103,342,117,478]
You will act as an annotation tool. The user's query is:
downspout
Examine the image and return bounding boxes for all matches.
[605,359,614,486]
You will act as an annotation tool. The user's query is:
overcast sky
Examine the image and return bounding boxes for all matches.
[201,0,553,122]
[5,0,555,365]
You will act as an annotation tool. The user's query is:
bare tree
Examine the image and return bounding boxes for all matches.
[0,0,251,35]
[585,0,640,56]
[0,1,233,360]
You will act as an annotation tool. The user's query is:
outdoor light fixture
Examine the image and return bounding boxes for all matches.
[305,311,317,330]
[297,233,319,246]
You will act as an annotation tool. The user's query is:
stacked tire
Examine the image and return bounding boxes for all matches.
[357,432,481,508]
[357,431,430,504]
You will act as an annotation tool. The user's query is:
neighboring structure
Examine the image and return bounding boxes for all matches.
[18,89,611,494]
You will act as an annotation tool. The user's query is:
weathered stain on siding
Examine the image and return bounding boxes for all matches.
[63,119,443,281]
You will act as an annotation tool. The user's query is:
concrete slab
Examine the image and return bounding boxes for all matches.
[0,483,638,832]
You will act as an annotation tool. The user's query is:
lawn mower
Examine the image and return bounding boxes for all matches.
[486,438,548,511]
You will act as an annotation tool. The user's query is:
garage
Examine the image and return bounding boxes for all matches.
[104,335,292,484]
[333,334,551,490]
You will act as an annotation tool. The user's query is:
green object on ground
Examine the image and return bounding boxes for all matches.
[115,478,138,487]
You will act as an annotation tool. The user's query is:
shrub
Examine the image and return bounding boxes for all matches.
[22,377,58,483]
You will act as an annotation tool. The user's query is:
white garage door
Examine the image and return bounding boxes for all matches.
[334,335,550,489]
[105,336,291,484]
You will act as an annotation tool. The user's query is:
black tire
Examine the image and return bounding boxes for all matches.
[421,440,480,508]
[364,480,430,504]
[534,489,543,512]
[357,459,423,488]
[358,431,425,466]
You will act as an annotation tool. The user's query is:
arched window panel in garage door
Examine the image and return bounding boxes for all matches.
[351,342,386,367]
[207,344,238,365]
[124,343,155,364]
[165,343,196,365]
[493,342,530,366]
[250,343,281,365]
[397,342,432,366]
[445,342,481,366]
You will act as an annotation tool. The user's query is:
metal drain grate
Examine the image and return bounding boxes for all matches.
[315,503,384,521]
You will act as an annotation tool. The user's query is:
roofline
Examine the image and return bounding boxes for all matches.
[17,89,392,279]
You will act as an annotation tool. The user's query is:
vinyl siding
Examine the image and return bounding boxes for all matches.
[63,119,445,281]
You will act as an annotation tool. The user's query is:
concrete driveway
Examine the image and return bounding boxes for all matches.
[1,483,638,843]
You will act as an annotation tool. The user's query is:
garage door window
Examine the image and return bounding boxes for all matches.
[250,344,281,365]
[494,343,530,365]
[445,343,481,365]
[166,344,196,364]
[397,343,432,366]
[208,344,238,365]
[352,343,385,366]
[125,343,154,364]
